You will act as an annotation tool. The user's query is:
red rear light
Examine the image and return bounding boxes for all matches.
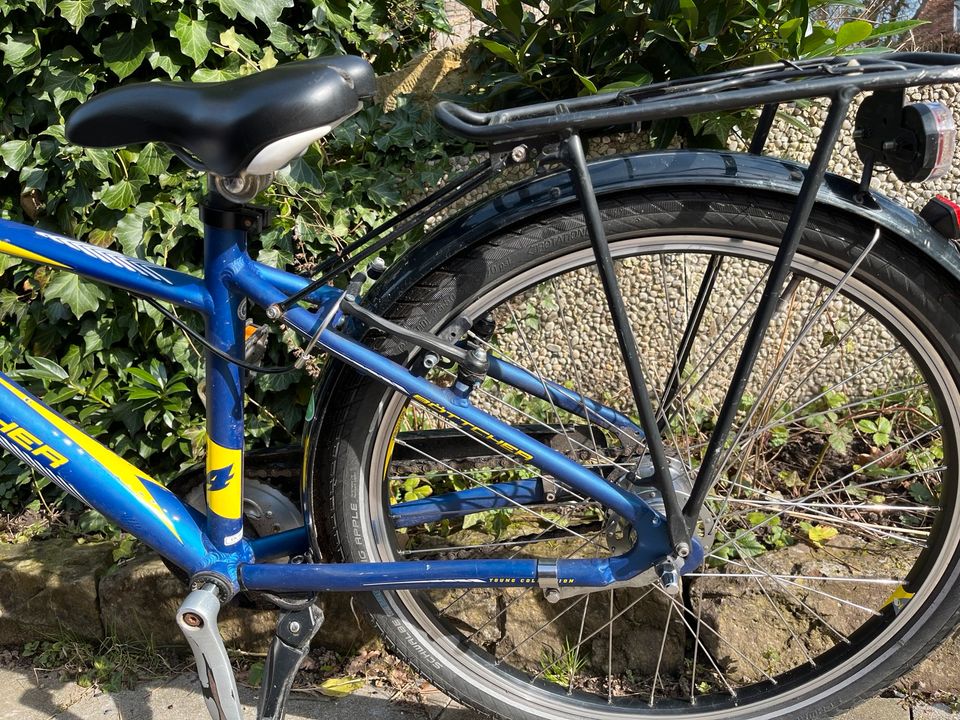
[855,95,957,183]
[920,195,960,239]
[903,102,956,182]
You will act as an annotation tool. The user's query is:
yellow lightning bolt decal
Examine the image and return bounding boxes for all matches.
[882,585,914,612]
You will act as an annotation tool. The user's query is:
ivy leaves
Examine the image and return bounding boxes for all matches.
[466,0,926,147]
[100,179,139,211]
[0,33,41,73]
[57,0,94,29]
[42,50,96,109]
[0,140,31,171]
[173,13,215,67]
[216,0,293,27]
[0,0,450,517]
[43,273,106,318]
[99,28,154,80]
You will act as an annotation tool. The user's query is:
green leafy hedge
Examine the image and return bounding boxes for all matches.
[0,0,461,516]
[461,0,922,146]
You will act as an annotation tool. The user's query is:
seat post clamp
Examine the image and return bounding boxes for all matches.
[200,195,274,236]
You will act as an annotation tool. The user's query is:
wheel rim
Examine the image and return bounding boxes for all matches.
[359,234,960,717]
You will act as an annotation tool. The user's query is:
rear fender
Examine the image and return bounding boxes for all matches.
[367,149,960,310]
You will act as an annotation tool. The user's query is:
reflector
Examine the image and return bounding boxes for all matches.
[920,195,960,239]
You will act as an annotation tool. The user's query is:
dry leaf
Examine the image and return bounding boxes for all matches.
[318,676,365,698]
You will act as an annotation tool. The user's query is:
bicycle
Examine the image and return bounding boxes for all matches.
[2,50,960,720]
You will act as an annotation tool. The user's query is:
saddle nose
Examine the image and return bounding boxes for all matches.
[65,55,376,178]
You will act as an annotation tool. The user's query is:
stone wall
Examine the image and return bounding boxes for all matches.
[2,535,958,695]
[0,540,372,653]
[437,0,493,48]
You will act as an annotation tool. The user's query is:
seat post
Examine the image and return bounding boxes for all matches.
[198,191,262,552]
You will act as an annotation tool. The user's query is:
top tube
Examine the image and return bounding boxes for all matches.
[0,219,211,314]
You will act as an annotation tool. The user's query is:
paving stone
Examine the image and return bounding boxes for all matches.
[0,668,96,720]
[8,668,483,720]
[913,702,960,719]
[7,665,960,720]
[837,698,913,720]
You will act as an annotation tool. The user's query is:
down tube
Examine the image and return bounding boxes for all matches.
[0,371,211,574]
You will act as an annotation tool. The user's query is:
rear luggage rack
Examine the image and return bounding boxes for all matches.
[434,52,960,145]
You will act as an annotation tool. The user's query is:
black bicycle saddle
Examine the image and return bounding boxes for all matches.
[65,55,376,177]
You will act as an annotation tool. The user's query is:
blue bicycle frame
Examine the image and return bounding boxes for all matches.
[0,213,702,597]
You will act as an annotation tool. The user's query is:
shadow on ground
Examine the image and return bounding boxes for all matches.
[0,666,484,720]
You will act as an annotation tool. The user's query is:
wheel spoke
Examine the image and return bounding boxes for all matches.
[649,599,674,706]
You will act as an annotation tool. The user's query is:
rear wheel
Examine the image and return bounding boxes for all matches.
[313,190,960,719]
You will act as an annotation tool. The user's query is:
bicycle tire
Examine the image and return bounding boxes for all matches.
[311,188,960,719]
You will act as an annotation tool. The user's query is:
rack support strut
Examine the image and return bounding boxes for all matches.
[562,132,690,554]
[683,90,856,526]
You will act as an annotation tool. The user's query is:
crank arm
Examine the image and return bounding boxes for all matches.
[177,584,242,720]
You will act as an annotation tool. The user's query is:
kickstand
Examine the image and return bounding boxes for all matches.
[257,603,324,720]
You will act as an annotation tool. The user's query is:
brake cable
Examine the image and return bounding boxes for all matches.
[138,295,297,374]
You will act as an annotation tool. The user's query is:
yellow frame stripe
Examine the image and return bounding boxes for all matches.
[0,376,180,541]
[206,437,243,520]
[0,240,67,268]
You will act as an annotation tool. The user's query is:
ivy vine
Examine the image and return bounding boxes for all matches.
[0,0,462,518]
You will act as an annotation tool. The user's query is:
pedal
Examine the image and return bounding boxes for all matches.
[257,603,324,720]
[177,584,243,720]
